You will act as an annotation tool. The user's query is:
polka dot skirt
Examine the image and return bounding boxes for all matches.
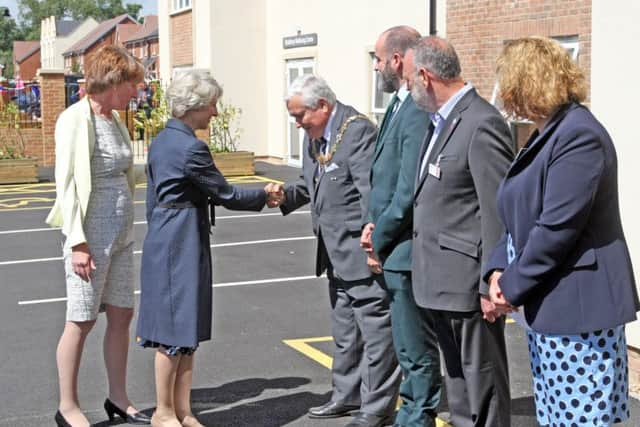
[527,325,630,426]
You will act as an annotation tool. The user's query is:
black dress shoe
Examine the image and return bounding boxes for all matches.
[345,412,394,427]
[308,401,360,418]
[55,411,71,427]
[104,398,151,425]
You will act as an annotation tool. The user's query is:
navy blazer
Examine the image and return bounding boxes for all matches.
[484,103,639,334]
[137,119,266,348]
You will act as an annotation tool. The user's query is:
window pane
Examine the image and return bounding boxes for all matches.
[289,123,300,160]
[289,68,299,84]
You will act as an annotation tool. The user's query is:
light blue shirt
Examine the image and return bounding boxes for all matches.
[419,83,474,178]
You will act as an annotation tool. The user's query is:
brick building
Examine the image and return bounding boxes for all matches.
[12,41,41,81]
[40,17,99,71]
[445,0,591,146]
[62,14,139,74]
[122,15,160,80]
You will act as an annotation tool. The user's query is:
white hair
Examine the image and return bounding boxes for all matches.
[167,69,223,118]
[286,74,336,108]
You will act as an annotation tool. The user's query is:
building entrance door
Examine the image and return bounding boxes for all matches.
[285,58,314,167]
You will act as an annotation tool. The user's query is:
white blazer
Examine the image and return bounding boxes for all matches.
[45,97,136,247]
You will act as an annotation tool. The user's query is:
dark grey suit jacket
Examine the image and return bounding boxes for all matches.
[280,102,377,282]
[412,89,514,312]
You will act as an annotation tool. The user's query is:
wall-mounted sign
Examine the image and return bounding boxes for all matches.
[283,33,318,49]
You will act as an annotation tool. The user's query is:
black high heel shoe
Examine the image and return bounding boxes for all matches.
[55,410,71,427]
[104,398,151,425]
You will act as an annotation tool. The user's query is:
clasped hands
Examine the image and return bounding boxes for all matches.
[264,183,285,208]
[483,270,517,323]
[360,223,382,274]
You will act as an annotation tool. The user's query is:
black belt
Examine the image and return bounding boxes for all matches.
[157,201,198,209]
[157,200,216,228]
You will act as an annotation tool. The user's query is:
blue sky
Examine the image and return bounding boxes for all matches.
[2,0,158,22]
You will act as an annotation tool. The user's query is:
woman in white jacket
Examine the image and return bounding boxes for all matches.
[46,46,149,427]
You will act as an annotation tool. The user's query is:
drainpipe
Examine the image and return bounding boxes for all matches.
[429,0,437,35]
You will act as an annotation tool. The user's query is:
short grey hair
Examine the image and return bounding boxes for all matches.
[285,74,336,109]
[413,36,461,81]
[167,69,223,118]
[382,25,421,56]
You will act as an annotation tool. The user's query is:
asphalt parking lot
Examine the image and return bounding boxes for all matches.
[0,161,638,427]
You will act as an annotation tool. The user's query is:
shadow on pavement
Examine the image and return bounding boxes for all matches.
[198,390,331,427]
[192,376,312,405]
[92,376,322,427]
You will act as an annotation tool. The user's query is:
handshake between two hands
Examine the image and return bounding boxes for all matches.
[264,183,285,208]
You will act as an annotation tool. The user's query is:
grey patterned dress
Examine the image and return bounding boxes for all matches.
[63,114,135,321]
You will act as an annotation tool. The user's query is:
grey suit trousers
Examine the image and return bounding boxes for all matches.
[328,269,401,416]
[428,310,510,427]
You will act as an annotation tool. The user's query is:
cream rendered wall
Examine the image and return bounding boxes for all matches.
[193,1,213,70]
[158,1,427,157]
[41,17,55,69]
[206,0,267,155]
[591,1,640,348]
[158,0,171,82]
[263,0,428,159]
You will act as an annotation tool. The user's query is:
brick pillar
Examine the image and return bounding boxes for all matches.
[39,70,66,167]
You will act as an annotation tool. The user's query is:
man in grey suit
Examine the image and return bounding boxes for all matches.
[267,74,400,427]
[361,26,441,427]
[407,37,514,426]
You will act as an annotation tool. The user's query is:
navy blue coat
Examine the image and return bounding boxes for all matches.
[484,103,639,334]
[137,119,266,348]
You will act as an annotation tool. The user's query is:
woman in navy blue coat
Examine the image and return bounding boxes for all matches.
[136,70,267,427]
[485,37,639,426]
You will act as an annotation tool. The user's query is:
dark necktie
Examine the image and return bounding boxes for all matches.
[314,137,328,181]
[378,94,399,138]
[316,137,328,155]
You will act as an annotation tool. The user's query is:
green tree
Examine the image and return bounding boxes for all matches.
[0,14,22,77]
[17,0,143,40]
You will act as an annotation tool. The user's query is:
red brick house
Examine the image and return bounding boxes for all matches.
[445,0,590,146]
[122,15,159,80]
[62,14,139,75]
[13,41,41,81]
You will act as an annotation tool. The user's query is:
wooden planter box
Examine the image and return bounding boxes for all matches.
[0,158,39,184]
[212,151,255,177]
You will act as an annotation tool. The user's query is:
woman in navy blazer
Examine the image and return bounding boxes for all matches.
[136,70,267,427]
[485,37,639,426]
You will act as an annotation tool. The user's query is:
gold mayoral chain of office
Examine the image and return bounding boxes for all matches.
[312,114,370,165]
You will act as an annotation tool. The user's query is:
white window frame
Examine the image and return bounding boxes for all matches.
[172,65,193,80]
[171,0,192,15]
[285,58,315,168]
[370,54,392,125]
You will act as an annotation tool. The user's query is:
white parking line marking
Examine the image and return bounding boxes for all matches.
[0,211,311,235]
[18,274,325,305]
[0,236,316,266]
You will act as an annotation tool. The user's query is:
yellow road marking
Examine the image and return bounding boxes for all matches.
[283,336,334,370]
[283,336,452,426]
[0,197,55,208]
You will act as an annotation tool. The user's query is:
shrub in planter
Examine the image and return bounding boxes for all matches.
[0,100,38,183]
